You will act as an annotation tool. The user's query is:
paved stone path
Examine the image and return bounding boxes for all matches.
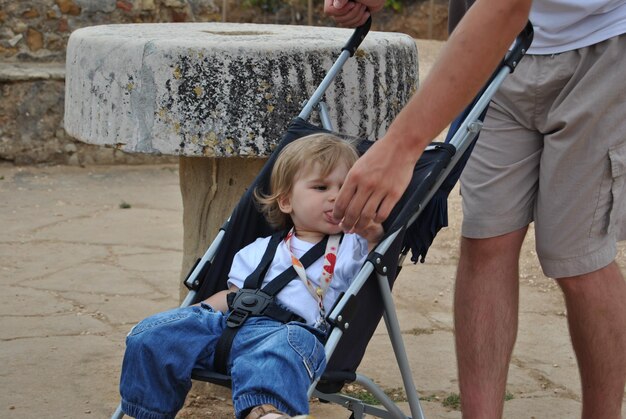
[2,163,624,418]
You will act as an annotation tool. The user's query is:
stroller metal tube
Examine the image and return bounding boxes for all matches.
[298,49,351,121]
[298,18,371,122]
[311,385,402,419]
[404,66,510,231]
[447,67,508,152]
[319,102,333,131]
[308,230,402,398]
[310,229,424,418]
[111,403,123,419]
[181,227,228,307]
[181,289,197,308]
[354,374,407,418]
[307,259,375,398]
[399,23,532,232]
[378,272,425,419]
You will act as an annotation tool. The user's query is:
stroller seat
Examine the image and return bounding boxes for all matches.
[112,19,534,419]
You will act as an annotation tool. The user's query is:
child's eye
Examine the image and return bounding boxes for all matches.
[313,185,327,191]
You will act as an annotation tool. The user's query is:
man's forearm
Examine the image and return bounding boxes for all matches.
[385,0,532,154]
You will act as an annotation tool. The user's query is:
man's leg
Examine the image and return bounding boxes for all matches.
[556,262,626,419]
[454,227,527,419]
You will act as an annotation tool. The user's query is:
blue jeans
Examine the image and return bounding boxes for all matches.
[119,304,326,419]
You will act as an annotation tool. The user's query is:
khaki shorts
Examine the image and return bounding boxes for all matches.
[460,35,626,278]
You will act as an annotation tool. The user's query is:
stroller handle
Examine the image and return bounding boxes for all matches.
[341,16,372,57]
[298,16,372,121]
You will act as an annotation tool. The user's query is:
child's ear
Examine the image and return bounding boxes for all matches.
[277,194,292,214]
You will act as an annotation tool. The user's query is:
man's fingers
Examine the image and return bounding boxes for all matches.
[374,193,399,224]
[325,0,382,26]
[333,179,356,222]
[358,0,385,12]
[334,3,368,27]
[353,190,386,232]
[340,186,372,231]
[334,169,373,231]
[341,11,370,28]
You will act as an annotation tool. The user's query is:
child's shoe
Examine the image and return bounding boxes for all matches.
[247,404,314,419]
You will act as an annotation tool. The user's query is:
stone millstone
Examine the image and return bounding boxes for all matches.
[64,22,418,157]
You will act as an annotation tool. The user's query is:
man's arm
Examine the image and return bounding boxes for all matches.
[331,0,532,234]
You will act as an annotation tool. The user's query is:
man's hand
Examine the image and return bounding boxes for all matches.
[360,220,385,251]
[324,0,384,27]
[333,135,419,233]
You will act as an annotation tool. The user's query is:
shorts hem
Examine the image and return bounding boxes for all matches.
[461,217,531,239]
[539,244,617,278]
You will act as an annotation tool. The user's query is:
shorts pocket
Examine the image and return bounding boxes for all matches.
[608,142,626,236]
[286,324,326,381]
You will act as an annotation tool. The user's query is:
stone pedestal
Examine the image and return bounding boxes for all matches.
[63,22,419,297]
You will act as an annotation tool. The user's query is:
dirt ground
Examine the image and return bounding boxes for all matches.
[1,38,625,419]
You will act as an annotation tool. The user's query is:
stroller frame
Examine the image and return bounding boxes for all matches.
[112,19,533,419]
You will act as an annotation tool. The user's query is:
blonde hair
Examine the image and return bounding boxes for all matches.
[254,133,359,230]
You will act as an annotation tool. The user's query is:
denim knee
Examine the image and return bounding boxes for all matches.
[120,306,224,419]
[287,324,327,381]
[230,321,326,418]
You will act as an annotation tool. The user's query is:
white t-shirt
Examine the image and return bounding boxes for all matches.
[227,233,369,327]
[528,0,626,54]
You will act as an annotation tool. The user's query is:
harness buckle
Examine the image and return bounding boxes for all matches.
[226,289,273,328]
[226,308,249,328]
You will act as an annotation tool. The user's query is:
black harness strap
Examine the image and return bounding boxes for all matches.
[213,232,330,374]
[242,232,283,289]
[260,235,328,296]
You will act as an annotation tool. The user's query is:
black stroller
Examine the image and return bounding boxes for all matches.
[112,19,533,419]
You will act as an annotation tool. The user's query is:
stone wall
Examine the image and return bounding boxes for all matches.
[0,0,363,165]
[0,0,224,165]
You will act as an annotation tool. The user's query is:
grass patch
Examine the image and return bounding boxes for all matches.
[442,393,461,410]
[419,394,440,402]
[406,327,434,336]
[341,384,407,405]
[342,386,513,411]
[119,201,132,209]
[439,390,514,411]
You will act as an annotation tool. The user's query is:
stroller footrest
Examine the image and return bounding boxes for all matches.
[191,369,232,388]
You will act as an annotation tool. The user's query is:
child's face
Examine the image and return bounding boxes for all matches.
[278,161,350,242]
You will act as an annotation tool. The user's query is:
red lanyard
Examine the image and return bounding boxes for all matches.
[284,228,340,328]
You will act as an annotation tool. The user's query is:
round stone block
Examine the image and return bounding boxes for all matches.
[64,22,418,157]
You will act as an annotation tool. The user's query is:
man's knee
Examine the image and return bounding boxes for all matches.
[556,261,624,294]
[460,227,527,263]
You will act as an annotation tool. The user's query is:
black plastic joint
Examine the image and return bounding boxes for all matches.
[184,278,200,291]
[341,16,372,57]
[504,21,534,72]
[328,294,358,332]
[367,252,389,276]
[183,258,202,291]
